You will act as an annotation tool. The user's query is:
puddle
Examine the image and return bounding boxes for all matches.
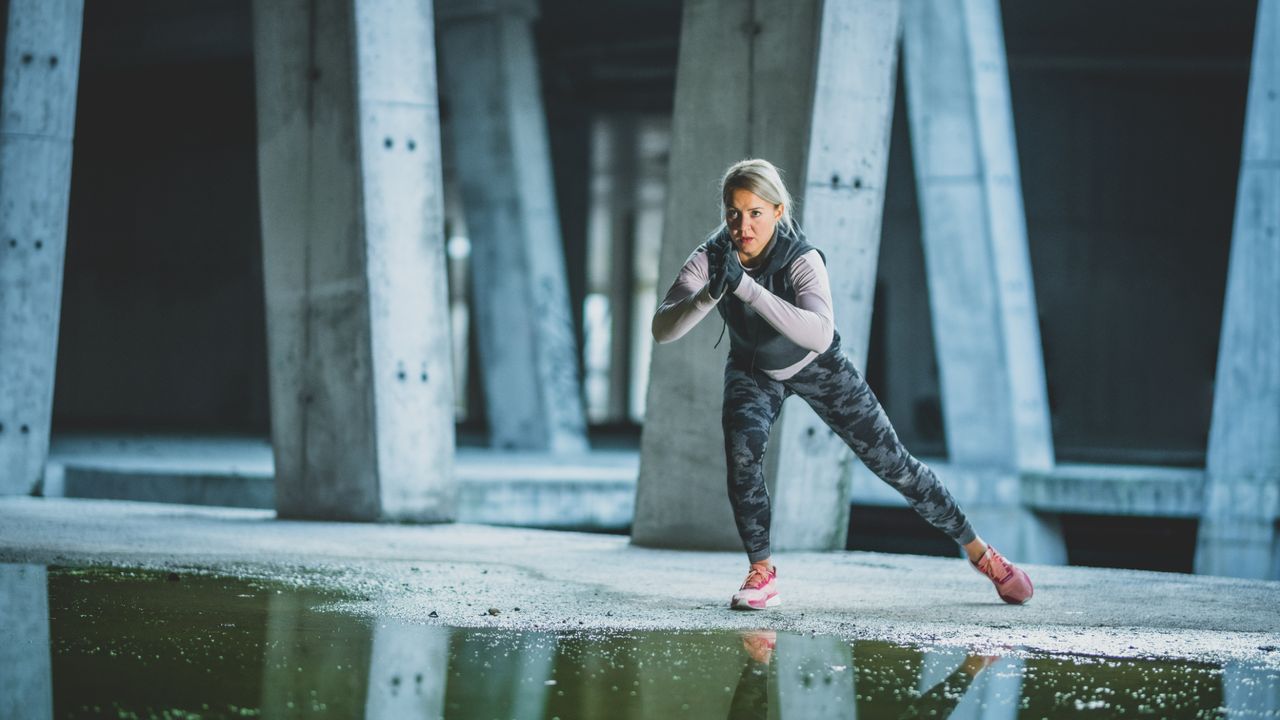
[0,563,1276,718]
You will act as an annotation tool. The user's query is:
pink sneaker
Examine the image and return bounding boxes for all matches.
[972,546,1033,604]
[730,564,779,610]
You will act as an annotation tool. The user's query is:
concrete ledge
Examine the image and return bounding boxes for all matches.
[60,467,275,509]
[1022,464,1205,518]
[43,435,1216,528]
[851,458,1206,518]
[454,448,636,530]
[43,436,636,530]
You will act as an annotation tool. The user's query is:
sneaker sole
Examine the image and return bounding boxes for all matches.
[730,595,781,611]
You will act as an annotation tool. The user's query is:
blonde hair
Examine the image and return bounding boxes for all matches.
[719,158,797,234]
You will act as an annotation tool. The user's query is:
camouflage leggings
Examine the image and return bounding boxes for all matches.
[723,340,977,562]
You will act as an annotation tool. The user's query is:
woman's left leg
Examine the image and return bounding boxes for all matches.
[784,347,976,547]
[784,346,1034,603]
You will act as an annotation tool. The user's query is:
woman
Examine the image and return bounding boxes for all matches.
[652,159,1033,610]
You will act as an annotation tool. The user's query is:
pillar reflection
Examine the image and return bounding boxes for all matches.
[365,622,450,719]
[0,564,52,720]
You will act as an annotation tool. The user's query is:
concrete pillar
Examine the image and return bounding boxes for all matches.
[584,115,640,423]
[1195,0,1280,581]
[634,0,902,553]
[0,564,52,720]
[628,118,672,421]
[902,0,1065,563]
[435,0,589,452]
[0,0,83,496]
[606,117,639,423]
[252,0,457,522]
[365,623,450,719]
[768,0,903,552]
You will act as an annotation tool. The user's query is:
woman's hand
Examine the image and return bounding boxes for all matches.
[707,236,744,299]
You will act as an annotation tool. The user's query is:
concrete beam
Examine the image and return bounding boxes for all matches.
[436,0,589,452]
[634,0,902,553]
[902,0,1063,562]
[252,0,456,521]
[1195,0,1280,581]
[0,0,83,495]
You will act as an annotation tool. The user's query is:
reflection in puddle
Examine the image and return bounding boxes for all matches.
[0,563,1274,718]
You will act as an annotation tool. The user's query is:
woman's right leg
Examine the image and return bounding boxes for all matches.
[722,363,788,563]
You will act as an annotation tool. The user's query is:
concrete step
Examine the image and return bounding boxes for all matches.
[44,435,637,530]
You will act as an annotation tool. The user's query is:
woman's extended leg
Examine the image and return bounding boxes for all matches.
[785,348,976,546]
[784,346,1034,604]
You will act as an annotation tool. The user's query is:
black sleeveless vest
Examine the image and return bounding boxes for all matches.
[704,223,826,371]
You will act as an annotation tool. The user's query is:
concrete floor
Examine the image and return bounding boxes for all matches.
[1,496,1277,669]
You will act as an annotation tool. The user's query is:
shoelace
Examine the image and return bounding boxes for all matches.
[742,566,772,589]
[981,550,1013,582]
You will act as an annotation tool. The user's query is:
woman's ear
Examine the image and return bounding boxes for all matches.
[774,204,784,221]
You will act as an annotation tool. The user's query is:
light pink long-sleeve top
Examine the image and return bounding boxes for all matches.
[651,246,835,380]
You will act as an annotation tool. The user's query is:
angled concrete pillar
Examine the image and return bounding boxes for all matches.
[0,564,52,720]
[0,0,83,496]
[634,0,903,553]
[902,0,1064,563]
[253,0,457,522]
[1195,0,1280,580]
[435,0,588,452]
[768,0,903,552]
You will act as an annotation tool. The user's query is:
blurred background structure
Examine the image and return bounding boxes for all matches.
[1,0,1276,579]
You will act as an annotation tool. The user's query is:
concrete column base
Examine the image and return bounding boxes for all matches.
[1195,517,1280,580]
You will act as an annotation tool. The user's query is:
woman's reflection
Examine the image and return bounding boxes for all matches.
[727,630,1005,720]
[898,653,999,719]
[728,630,776,720]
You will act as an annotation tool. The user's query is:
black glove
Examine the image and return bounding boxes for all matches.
[707,240,728,298]
[707,236,744,298]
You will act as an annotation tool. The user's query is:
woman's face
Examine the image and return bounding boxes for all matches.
[725,188,783,265]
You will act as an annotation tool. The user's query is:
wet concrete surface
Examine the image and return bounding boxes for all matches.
[4,563,1276,719]
[1,496,1279,680]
